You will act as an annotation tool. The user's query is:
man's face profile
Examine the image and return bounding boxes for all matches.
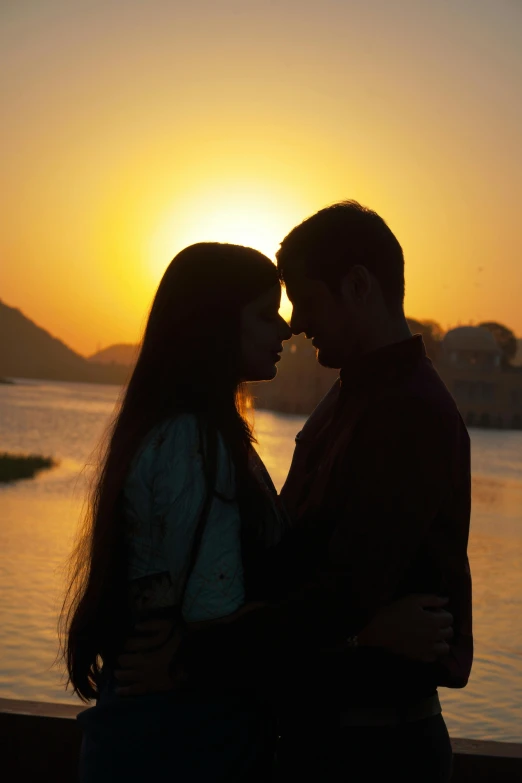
[284,263,359,369]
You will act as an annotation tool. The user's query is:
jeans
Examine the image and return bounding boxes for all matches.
[78,677,276,783]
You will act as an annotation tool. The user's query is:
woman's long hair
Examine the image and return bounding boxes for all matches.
[60,243,279,702]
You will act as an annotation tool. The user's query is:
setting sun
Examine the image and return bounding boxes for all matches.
[2,0,521,357]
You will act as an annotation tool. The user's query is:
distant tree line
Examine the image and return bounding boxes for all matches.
[406,318,519,368]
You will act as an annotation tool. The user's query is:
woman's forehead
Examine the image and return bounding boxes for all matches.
[245,284,281,311]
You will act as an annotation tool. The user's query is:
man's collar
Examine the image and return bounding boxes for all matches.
[339,335,426,395]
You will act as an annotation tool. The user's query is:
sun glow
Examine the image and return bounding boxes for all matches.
[146,182,296,322]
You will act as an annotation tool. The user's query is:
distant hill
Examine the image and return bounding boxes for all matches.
[0,300,130,385]
[88,343,138,367]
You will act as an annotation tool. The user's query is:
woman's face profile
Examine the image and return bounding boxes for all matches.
[240,284,291,382]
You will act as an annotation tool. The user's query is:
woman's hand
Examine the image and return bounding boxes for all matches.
[114,623,185,697]
[358,594,453,662]
[114,602,266,697]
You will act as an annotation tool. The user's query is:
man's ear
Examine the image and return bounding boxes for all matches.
[340,265,373,305]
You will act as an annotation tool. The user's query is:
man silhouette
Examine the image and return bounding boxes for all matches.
[117,201,472,782]
[272,201,472,780]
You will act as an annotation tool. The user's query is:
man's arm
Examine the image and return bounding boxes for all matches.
[176,395,456,686]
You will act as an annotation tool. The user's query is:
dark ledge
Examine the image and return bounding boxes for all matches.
[1,698,521,782]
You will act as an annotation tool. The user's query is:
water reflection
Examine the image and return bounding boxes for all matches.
[0,382,521,740]
[473,476,503,509]
[473,473,522,516]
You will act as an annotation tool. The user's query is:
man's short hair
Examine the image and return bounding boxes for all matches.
[276,200,405,313]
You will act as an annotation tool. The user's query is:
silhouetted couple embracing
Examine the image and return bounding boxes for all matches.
[62,201,472,782]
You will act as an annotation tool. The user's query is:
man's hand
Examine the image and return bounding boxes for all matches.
[358,594,454,662]
[115,621,185,697]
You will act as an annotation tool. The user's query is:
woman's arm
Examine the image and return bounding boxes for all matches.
[114,594,452,696]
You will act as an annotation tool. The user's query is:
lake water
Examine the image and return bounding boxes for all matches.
[0,379,521,741]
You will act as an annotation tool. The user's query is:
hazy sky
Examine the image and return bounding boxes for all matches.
[2,0,521,355]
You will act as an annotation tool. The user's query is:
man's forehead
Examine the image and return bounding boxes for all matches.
[282,265,315,297]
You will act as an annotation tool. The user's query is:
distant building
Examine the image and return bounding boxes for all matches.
[513,339,522,367]
[436,326,522,430]
[252,327,522,430]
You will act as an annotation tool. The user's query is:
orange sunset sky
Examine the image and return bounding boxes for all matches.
[1,0,521,356]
